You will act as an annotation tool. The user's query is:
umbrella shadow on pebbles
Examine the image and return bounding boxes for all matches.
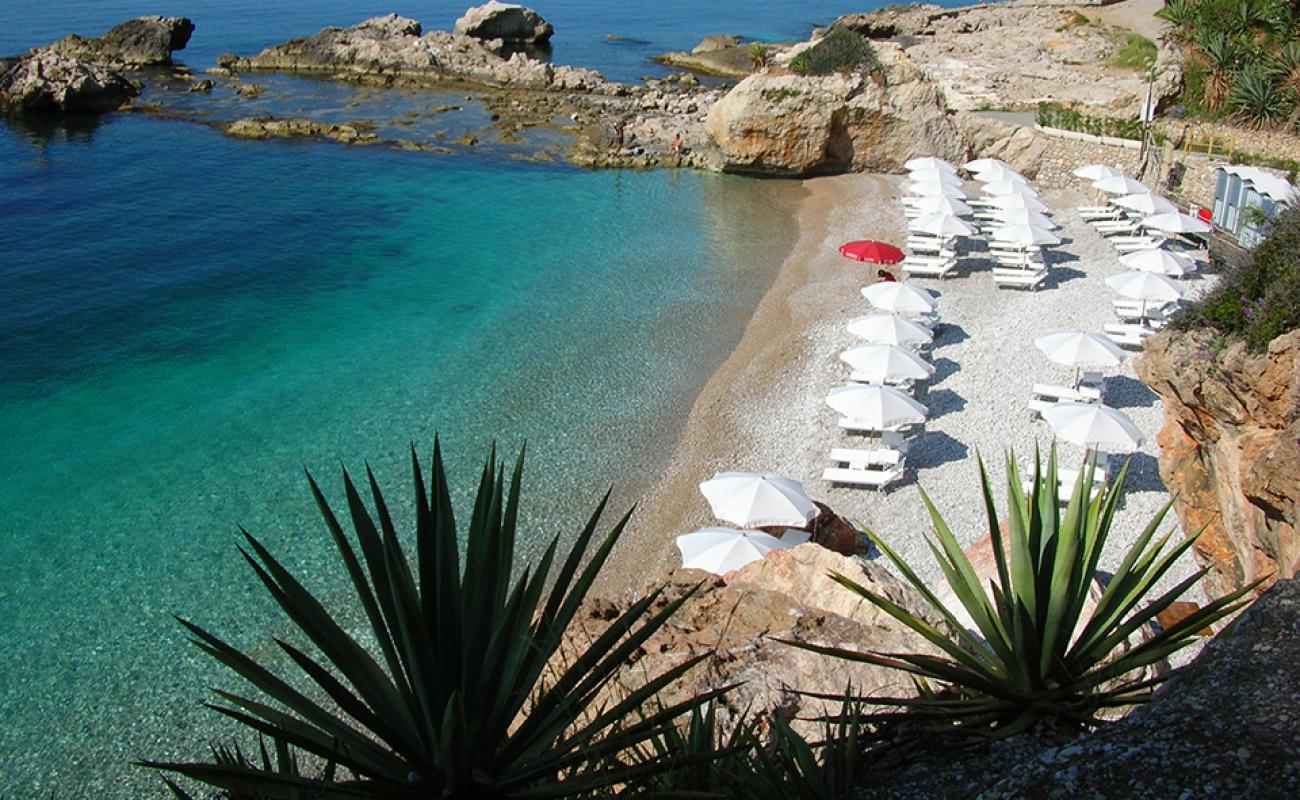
[925,387,966,419]
[931,324,969,350]
[1043,266,1086,289]
[929,356,960,385]
[907,430,969,470]
[1111,452,1167,495]
[1045,248,1080,267]
[1104,375,1160,410]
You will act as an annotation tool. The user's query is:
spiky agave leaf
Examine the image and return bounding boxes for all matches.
[784,446,1259,742]
[141,440,718,798]
[1230,63,1291,127]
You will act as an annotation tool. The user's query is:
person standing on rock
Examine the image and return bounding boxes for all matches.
[611,119,625,154]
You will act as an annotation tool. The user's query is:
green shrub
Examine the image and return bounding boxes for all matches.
[1110,33,1159,70]
[1035,101,1155,141]
[1059,11,1092,31]
[789,29,881,77]
[788,448,1257,741]
[1180,202,1300,349]
[142,441,722,798]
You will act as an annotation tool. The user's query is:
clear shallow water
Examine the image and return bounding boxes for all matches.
[0,0,974,794]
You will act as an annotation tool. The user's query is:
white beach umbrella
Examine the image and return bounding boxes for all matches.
[990,224,1061,247]
[826,384,929,429]
[905,156,958,174]
[1105,270,1184,302]
[987,193,1050,213]
[1119,247,1195,277]
[1115,193,1176,215]
[903,180,968,199]
[845,313,934,347]
[1072,164,1122,181]
[910,212,977,237]
[964,157,1011,172]
[1043,403,1144,453]
[910,194,973,217]
[839,343,936,383]
[675,527,798,575]
[983,179,1039,197]
[862,281,939,314]
[1140,212,1211,234]
[908,167,964,187]
[974,165,1028,185]
[1035,331,1126,369]
[698,472,817,528]
[1093,175,1149,195]
[991,207,1058,230]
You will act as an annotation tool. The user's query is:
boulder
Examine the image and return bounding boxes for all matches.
[954,111,1051,178]
[559,544,947,735]
[45,16,195,68]
[1136,330,1300,600]
[692,35,739,54]
[704,43,963,175]
[0,51,139,112]
[453,2,554,47]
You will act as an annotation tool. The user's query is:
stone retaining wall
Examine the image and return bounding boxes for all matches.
[1155,119,1300,167]
[1030,134,1143,189]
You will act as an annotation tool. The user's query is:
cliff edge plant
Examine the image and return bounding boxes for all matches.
[142,441,721,798]
[1179,202,1300,348]
[789,29,881,79]
[790,448,1258,741]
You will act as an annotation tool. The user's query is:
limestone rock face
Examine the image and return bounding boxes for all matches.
[705,44,962,175]
[561,544,946,734]
[45,16,195,67]
[954,111,1052,178]
[0,51,138,112]
[453,2,554,47]
[238,14,607,93]
[1136,330,1300,599]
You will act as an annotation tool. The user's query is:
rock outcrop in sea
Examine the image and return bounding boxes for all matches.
[454,2,555,49]
[1137,330,1300,600]
[0,16,193,113]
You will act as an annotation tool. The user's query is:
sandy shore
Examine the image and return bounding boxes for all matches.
[601,171,1206,610]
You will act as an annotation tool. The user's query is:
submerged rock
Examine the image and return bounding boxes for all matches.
[226,116,380,145]
[453,2,554,47]
[0,51,139,112]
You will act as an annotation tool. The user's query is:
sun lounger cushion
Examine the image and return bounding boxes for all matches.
[822,465,905,490]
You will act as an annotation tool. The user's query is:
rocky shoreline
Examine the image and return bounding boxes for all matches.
[2,2,1182,177]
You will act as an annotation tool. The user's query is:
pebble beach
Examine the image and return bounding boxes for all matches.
[606,171,1208,611]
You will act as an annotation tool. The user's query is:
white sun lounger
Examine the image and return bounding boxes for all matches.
[993,267,1048,290]
[828,447,903,469]
[901,256,958,279]
[1113,299,1181,324]
[1029,382,1103,417]
[1021,467,1105,504]
[1104,322,1159,348]
[822,462,906,491]
[848,373,920,394]
[1078,204,1114,215]
[1113,236,1167,252]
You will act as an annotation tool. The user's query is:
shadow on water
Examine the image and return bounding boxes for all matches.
[909,430,970,470]
[1105,374,1160,410]
[2,111,105,151]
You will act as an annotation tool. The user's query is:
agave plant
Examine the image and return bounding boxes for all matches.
[1230,63,1291,126]
[143,441,724,798]
[1156,0,1202,45]
[1275,40,1300,96]
[791,448,1259,740]
[1197,29,1242,109]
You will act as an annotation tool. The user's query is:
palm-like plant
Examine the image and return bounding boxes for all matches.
[1157,0,1202,45]
[142,441,724,798]
[1197,29,1242,109]
[1230,63,1291,126]
[790,448,1258,740]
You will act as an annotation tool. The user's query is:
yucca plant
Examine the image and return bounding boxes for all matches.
[142,441,724,798]
[623,701,763,796]
[1198,29,1242,109]
[790,447,1259,741]
[1230,63,1291,125]
[1157,0,1202,45]
[161,739,329,800]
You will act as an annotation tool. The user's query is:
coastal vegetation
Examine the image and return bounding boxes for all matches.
[1158,0,1300,128]
[1178,203,1300,349]
[789,449,1256,742]
[1108,33,1160,70]
[789,29,881,78]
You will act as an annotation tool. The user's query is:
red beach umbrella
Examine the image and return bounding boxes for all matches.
[839,240,904,265]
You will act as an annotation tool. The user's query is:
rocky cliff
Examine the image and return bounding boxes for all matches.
[562,544,945,733]
[704,42,963,175]
[1136,330,1300,600]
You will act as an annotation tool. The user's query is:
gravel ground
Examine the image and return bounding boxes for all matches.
[616,172,1216,627]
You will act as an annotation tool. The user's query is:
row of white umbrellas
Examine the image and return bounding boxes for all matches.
[1074,164,1212,235]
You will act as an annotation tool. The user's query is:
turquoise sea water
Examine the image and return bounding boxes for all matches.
[0,1,964,794]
